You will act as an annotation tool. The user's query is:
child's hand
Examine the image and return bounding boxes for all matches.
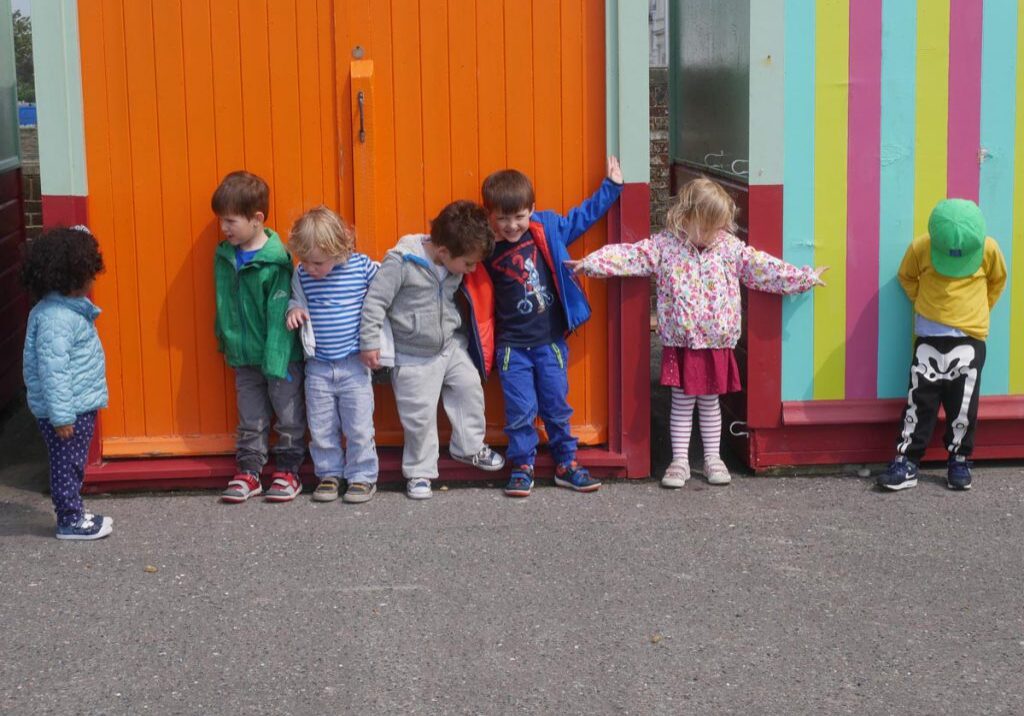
[812,266,829,286]
[360,350,381,370]
[54,424,74,440]
[607,156,624,185]
[563,259,586,275]
[286,308,309,330]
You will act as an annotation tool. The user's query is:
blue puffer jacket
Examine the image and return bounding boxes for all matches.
[23,293,108,426]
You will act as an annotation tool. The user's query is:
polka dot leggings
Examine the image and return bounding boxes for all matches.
[38,411,96,528]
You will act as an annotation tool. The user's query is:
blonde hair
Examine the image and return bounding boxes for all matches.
[665,177,738,241]
[288,205,355,262]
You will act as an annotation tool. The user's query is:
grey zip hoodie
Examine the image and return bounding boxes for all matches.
[359,234,465,358]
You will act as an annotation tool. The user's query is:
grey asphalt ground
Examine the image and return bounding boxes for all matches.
[2,390,1024,715]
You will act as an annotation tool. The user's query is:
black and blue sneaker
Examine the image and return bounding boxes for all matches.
[947,454,973,491]
[56,514,113,541]
[876,456,919,491]
[554,461,601,493]
[504,465,534,498]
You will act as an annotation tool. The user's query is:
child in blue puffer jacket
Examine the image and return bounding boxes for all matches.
[22,226,112,540]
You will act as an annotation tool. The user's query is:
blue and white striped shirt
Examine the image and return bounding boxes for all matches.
[298,253,378,360]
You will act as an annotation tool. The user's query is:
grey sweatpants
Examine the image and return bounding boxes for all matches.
[234,362,307,474]
[391,342,486,479]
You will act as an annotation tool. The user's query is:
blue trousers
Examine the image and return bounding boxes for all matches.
[497,341,576,467]
[38,411,96,527]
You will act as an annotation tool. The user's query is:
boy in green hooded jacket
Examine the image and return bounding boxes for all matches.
[212,171,306,504]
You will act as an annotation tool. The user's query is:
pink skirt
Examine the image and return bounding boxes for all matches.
[660,346,742,394]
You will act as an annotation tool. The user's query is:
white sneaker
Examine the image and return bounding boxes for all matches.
[406,478,432,500]
[660,460,690,488]
[703,456,732,485]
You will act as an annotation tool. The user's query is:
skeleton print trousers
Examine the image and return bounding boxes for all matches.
[895,335,986,463]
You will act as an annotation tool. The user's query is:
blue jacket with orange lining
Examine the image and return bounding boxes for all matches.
[463,177,624,376]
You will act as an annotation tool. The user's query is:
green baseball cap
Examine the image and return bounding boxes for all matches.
[928,198,986,278]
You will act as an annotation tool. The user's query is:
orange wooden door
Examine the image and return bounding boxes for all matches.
[78,0,609,458]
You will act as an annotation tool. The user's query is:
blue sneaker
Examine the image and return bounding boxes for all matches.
[504,465,534,497]
[554,461,601,493]
[56,514,113,541]
[947,454,973,490]
[876,456,919,491]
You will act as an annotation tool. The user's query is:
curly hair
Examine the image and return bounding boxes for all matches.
[288,205,355,263]
[429,200,495,258]
[21,227,105,300]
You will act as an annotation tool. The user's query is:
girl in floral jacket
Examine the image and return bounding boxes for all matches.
[569,178,827,488]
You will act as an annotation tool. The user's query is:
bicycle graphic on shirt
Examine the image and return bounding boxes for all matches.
[493,242,555,316]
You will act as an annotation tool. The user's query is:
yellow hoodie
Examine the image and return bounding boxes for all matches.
[897,234,1007,339]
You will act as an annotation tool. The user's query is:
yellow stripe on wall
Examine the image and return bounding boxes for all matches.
[1011,0,1024,393]
[913,0,951,235]
[812,0,849,400]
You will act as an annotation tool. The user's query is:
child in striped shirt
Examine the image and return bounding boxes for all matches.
[287,206,380,504]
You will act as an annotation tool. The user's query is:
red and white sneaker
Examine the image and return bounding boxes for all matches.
[221,472,262,503]
[264,471,302,502]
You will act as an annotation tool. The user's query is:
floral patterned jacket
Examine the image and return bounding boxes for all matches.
[579,230,819,349]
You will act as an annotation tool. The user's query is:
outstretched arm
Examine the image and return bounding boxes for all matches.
[737,243,824,294]
[554,156,625,247]
[565,236,661,279]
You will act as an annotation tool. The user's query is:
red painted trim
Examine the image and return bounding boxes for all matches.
[83,447,631,493]
[611,182,651,477]
[745,185,784,431]
[41,195,88,227]
[845,0,882,399]
[782,395,1024,425]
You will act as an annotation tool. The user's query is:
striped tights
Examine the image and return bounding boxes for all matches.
[669,390,722,463]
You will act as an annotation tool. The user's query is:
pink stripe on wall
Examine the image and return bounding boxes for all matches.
[845,0,882,399]
[843,0,884,401]
[946,0,983,201]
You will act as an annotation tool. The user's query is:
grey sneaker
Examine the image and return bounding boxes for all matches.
[407,478,432,500]
[450,445,505,472]
[312,477,340,502]
[343,482,377,503]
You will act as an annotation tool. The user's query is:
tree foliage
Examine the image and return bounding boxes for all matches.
[13,10,34,104]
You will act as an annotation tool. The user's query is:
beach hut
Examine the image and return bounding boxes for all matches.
[0,0,28,410]
[669,0,1024,469]
[32,1,652,489]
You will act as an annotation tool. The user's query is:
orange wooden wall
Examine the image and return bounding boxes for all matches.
[78,0,609,458]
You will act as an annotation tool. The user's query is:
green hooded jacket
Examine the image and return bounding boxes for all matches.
[214,229,302,379]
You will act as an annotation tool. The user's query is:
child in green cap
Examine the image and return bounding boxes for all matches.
[877,198,1007,492]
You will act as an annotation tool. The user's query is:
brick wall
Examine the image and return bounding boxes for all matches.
[19,127,41,238]
[649,67,670,233]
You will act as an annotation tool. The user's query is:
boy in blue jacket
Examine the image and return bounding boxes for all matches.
[470,157,623,497]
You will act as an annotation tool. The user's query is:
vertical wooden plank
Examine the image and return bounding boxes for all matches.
[580,0,608,440]
[1011,0,1024,395]
[123,0,175,436]
[267,1,304,231]
[181,0,229,433]
[209,0,244,429]
[560,0,585,212]
[503,1,535,176]
[421,0,453,216]
[297,0,325,208]
[98,0,148,437]
[476,0,506,175]
[78,0,126,438]
[366,1,398,253]
[448,0,479,200]
[532,0,562,211]
[391,0,426,232]
[317,0,340,215]
[238,1,274,197]
[152,0,200,433]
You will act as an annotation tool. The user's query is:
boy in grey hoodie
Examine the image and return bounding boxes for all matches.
[359,201,505,499]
